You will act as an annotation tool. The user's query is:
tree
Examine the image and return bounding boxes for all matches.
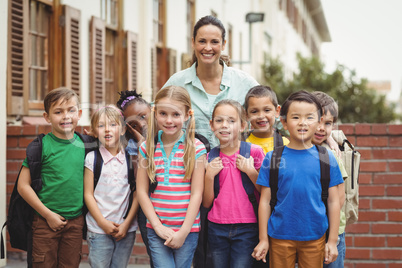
[261,53,397,123]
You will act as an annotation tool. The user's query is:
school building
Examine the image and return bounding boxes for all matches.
[1,0,401,267]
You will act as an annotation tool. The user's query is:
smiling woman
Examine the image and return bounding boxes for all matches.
[163,15,259,149]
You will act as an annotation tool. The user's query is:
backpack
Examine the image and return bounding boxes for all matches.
[82,147,136,239]
[269,145,331,240]
[0,132,96,265]
[332,130,360,225]
[208,141,259,216]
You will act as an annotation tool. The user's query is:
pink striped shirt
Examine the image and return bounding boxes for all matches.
[139,130,206,232]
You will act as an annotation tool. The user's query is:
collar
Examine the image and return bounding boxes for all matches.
[157,130,186,145]
[99,145,125,164]
[185,62,231,90]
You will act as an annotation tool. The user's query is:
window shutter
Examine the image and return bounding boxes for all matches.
[90,16,105,105]
[151,46,157,97]
[168,49,177,77]
[64,5,81,96]
[126,31,138,91]
[7,0,29,115]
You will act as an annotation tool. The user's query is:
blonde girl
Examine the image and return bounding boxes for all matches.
[84,105,139,268]
[136,86,206,268]
[204,100,265,268]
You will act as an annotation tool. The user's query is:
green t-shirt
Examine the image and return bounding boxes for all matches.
[23,132,85,219]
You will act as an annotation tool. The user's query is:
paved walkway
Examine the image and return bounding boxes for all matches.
[3,259,149,268]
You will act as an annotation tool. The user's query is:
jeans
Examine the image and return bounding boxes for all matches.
[138,207,154,267]
[147,228,199,268]
[87,231,136,268]
[323,232,345,268]
[208,221,258,268]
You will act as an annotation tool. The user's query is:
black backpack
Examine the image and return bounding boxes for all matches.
[82,148,136,239]
[0,133,96,266]
[269,144,331,240]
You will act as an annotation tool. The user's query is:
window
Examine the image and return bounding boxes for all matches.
[7,0,81,116]
[153,0,164,46]
[28,1,50,104]
[228,24,233,60]
[186,0,195,52]
[101,0,117,28]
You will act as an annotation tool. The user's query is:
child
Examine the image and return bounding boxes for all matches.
[116,90,154,267]
[17,88,88,267]
[136,86,206,267]
[245,85,289,154]
[312,91,348,268]
[84,105,139,267]
[204,99,265,267]
[252,90,343,267]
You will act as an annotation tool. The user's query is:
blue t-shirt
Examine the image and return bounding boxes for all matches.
[257,146,343,241]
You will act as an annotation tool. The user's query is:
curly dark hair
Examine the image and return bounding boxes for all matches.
[116,90,150,111]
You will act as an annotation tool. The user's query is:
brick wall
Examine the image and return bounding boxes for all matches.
[339,124,402,267]
[5,125,150,265]
[5,124,402,266]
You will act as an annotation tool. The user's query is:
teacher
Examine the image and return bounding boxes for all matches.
[163,15,259,148]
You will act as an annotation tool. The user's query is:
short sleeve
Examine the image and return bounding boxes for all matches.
[256,151,273,187]
[84,151,95,172]
[22,158,29,168]
[250,144,265,170]
[139,141,147,159]
[195,139,207,159]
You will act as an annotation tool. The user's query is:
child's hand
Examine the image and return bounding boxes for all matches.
[206,157,224,178]
[113,221,130,241]
[164,230,187,249]
[99,219,119,236]
[326,135,341,157]
[236,154,255,174]
[154,224,175,241]
[45,212,67,232]
[324,241,338,264]
[252,239,269,263]
[126,123,145,145]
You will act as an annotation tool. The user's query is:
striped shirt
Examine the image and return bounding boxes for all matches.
[139,130,206,232]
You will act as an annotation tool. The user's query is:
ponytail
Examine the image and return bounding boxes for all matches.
[183,111,196,180]
[145,107,158,183]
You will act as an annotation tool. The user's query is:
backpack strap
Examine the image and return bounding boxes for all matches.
[1,222,5,259]
[207,147,221,199]
[316,145,330,241]
[75,132,97,156]
[27,134,46,192]
[239,141,259,218]
[269,145,285,214]
[124,150,135,219]
[273,129,284,149]
[93,148,103,188]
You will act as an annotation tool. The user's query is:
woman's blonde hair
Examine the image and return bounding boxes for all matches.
[146,86,196,183]
[91,105,126,147]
